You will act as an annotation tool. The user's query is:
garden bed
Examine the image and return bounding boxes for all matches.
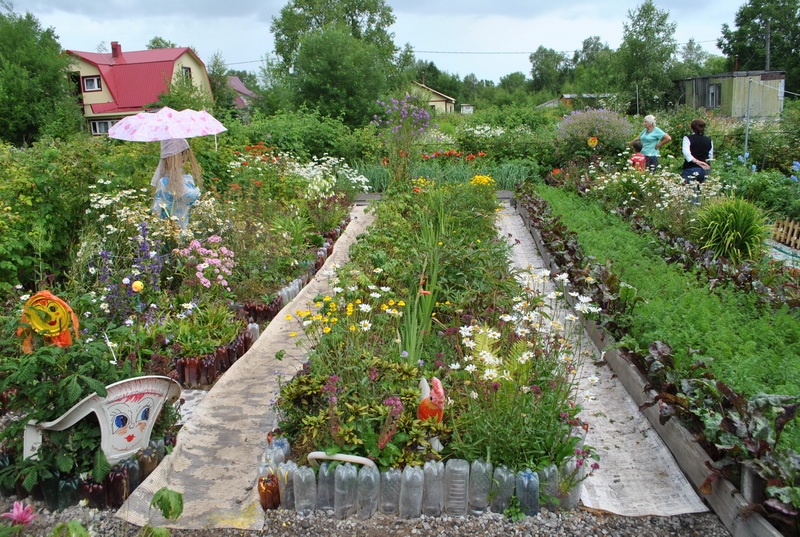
[515,194,787,537]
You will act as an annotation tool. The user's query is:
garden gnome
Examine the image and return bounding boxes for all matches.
[151,138,202,230]
[418,377,445,452]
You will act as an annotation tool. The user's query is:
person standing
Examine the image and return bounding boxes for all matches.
[681,118,713,184]
[629,115,671,171]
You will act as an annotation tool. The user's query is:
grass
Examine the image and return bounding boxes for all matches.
[534,184,800,450]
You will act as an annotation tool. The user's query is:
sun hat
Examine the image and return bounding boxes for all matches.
[151,138,190,186]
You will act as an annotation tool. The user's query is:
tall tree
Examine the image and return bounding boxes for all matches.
[206,51,237,112]
[146,36,177,49]
[528,46,571,94]
[615,0,678,113]
[291,25,389,126]
[570,36,616,95]
[0,5,82,145]
[271,0,395,72]
[718,0,800,90]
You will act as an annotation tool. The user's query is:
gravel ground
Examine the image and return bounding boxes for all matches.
[2,495,732,537]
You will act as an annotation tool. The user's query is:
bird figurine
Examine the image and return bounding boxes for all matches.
[417,377,445,423]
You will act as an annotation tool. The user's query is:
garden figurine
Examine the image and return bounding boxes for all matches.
[17,290,80,353]
[417,377,445,422]
[151,138,202,230]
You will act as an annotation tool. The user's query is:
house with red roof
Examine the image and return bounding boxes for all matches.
[227,75,257,110]
[66,41,212,135]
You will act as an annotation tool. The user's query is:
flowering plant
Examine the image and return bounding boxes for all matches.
[172,235,234,301]
[373,94,431,184]
[1,501,36,527]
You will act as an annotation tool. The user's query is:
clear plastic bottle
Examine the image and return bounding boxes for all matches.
[489,466,516,513]
[293,465,317,515]
[316,462,335,511]
[379,468,401,515]
[278,461,298,510]
[559,458,584,510]
[263,446,285,466]
[357,465,379,520]
[334,462,357,519]
[422,460,444,517]
[516,468,540,516]
[445,459,469,517]
[271,437,291,459]
[538,464,559,510]
[468,459,493,515]
[399,465,424,519]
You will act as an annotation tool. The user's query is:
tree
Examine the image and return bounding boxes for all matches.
[0,5,82,145]
[291,25,388,127]
[718,0,800,91]
[206,51,237,112]
[148,75,214,112]
[615,0,678,113]
[529,46,571,94]
[570,36,616,95]
[147,36,178,49]
[271,0,395,72]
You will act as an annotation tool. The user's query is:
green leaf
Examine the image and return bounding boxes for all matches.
[150,487,184,520]
[139,526,171,537]
[55,450,73,473]
[80,375,107,397]
[49,519,91,537]
[92,449,111,483]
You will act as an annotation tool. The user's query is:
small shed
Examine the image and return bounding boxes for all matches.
[411,81,455,114]
[675,71,785,118]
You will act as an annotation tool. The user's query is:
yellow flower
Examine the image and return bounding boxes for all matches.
[285,314,293,320]
[289,332,297,337]
[131,281,144,293]
[397,300,406,307]
[349,325,356,332]
[588,136,599,148]
[322,326,331,334]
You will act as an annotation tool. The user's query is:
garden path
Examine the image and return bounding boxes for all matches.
[118,198,710,530]
[496,199,709,517]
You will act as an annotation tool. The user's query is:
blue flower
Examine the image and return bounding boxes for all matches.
[793,161,800,172]
[792,175,799,182]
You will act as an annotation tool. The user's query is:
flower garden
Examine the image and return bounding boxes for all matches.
[0,95,799,534]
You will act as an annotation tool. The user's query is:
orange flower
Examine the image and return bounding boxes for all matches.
[465,154,476,161]
[477,151,487,157]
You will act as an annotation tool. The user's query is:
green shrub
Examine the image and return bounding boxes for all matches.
[692,197,770,264]
[554,109,633,167]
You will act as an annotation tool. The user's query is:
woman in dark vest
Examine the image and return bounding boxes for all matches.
[681,118,713,184]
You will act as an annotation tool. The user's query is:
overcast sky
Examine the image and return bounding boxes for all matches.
[23,0,738,83]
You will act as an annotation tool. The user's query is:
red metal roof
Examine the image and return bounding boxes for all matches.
[67,46,203,115]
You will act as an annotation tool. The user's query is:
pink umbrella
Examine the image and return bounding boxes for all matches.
[108,107,227,141]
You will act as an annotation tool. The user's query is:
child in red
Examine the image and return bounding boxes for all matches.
[629,140,646,171]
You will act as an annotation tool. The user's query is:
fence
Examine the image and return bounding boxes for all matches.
[772,219,800,250]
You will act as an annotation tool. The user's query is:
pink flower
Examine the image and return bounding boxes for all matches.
[2,501,37,526]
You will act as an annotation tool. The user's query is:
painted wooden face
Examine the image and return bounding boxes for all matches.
[107,396,156,454]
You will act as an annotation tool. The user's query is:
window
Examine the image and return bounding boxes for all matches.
[181,66,192,80]
[90,120,116,135]
[708,84,721,109]
[83,76,101,92]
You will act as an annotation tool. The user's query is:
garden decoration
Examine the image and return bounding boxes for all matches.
[417,377,445,422]
[23,376,181,465]
[16,290,80,353]
[107,106,226,142]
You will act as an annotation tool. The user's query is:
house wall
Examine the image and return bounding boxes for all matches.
[69,58,114,117]
[679,74,784,118]
[730,77,783,118]
[173,53,212,95]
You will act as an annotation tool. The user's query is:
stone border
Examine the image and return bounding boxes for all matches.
[515,197,783,537]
